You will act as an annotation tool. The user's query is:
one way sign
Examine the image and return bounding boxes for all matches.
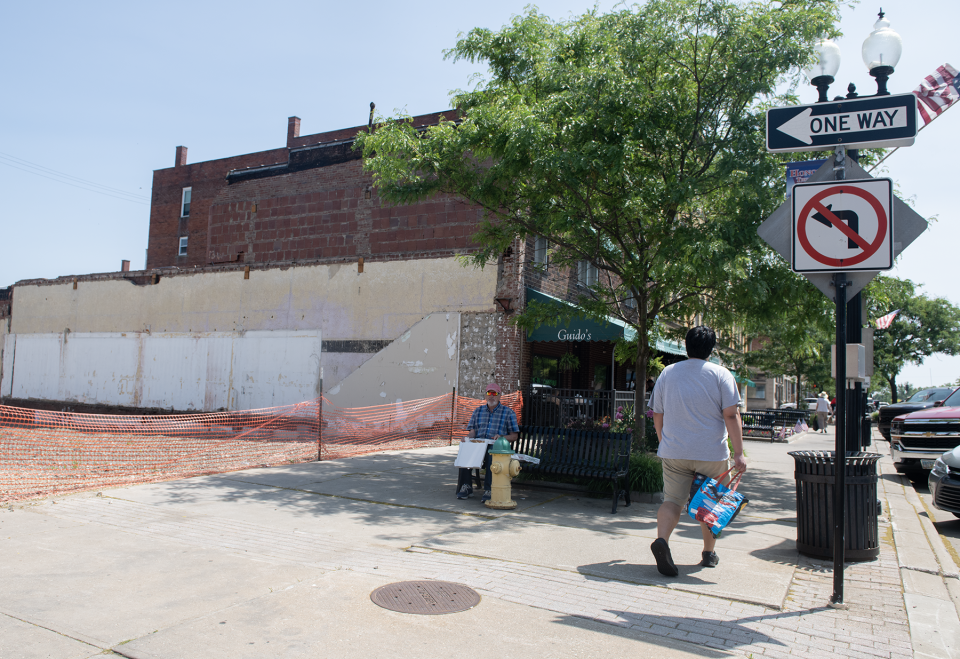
[767,94,918,153]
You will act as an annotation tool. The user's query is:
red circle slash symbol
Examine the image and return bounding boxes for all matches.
[797,186,887,268]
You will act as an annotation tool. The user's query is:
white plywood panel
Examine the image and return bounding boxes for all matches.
[5,330,322,411]
[141,334,209,411]
[57,333,141,406]
[8,334,61,401]
[203,334,233,411]
[230,330,322,410]
[1,334,15,397]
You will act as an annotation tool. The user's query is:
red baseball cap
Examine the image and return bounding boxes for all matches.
[485,383,502,394]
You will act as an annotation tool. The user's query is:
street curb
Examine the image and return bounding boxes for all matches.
[879,450,960,658]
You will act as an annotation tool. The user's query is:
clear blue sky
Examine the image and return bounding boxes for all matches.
[1,0,955,387]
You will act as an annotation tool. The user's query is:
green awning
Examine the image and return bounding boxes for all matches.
[655,336,721,365]
[731,371,756,387]
[525,289,627,342]
[655,337,686,356]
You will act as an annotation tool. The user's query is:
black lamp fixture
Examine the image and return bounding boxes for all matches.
[804,38,842,103]
[862,9,902,96]
[804,9,903,103]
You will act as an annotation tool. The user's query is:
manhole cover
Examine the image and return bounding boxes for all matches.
[370,580,480,615]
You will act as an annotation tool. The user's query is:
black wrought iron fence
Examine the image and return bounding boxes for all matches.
[754,409,810,426]
[523,387,617,428]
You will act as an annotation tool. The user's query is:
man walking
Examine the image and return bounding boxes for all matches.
[649,326,747,576]
[457,383,519,502]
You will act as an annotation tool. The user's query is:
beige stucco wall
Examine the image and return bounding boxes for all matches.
[7,258,498,409]
[12,258,496,339]
[326,312,461,409]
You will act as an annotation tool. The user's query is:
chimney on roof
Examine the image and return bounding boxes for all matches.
[121,260,131,272]
[175,146,188,167]
[287,116,301,147]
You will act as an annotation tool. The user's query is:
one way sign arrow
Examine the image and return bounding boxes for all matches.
[766,93,917,153]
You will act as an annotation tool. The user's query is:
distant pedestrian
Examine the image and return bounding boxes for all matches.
[649,326,747,577]
[456,383,519,502]
[816,392,831,433]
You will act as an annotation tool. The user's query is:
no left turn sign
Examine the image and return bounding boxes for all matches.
[791,178,894,273]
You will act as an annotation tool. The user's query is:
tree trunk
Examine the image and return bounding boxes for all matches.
[633,294,651,451]
[889,374,898,404]
[795,365,803,407]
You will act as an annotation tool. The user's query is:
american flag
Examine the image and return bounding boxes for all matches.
[913,64,959,127]
[876,309,900,330]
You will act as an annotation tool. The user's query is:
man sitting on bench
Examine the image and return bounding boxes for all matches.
[457,383,519,502]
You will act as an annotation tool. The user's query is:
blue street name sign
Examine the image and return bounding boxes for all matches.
[766,93,918,153]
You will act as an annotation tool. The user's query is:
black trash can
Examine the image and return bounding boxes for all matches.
[788,451,881,561]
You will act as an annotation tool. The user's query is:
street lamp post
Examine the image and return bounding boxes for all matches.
[801,10,903,608]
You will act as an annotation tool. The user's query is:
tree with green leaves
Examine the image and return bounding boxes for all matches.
[741,264,835,405]
[355,0,841,438]
[866,276,960,403]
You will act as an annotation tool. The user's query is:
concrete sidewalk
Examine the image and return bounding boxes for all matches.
[1,429,957,658]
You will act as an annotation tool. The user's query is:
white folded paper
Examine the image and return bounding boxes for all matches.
[454,441,488,468]
[512,453,540,464]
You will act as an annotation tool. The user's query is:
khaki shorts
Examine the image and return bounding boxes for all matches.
[662,458,732,507]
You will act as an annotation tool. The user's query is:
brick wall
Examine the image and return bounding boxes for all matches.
[206,160,482,264]
[148,111,461,270]
[147,147,288,269]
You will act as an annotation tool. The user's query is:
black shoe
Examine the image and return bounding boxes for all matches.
[457,485,472,500]
[480,491,491,502]
[650,538,679,577]
[701,551,719,567]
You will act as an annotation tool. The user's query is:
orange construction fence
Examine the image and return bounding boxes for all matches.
[0,391,522,503]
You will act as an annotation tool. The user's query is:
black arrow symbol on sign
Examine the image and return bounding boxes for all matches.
[812,204,866,250]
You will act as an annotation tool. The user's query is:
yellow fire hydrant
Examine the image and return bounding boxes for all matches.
[485,436,522,510]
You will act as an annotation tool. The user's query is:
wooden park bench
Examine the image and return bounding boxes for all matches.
[513,425,632,514]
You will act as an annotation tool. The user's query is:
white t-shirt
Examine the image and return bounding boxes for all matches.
[816,397,831,413]
[651,358,742,461]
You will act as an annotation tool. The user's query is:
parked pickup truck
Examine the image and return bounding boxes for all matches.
[878,387,955,441]
[889,387,960,474]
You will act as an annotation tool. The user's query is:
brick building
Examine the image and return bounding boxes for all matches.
[143,111,644,401]
[2,112,751,413]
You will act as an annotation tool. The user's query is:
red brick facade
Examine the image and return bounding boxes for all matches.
[147,145,288,269]
[205,161,481,265]
[147,111,462,270]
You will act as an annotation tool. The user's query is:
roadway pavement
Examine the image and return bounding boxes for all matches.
[1,427,958,658]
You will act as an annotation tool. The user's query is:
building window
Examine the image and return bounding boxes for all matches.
[532,355,559,387]
[750,383,766,399]
[533,235,549,266]
[180,187,192,217]
[178,236,188,256]
[577,260,598,287]
[624,295,637,309]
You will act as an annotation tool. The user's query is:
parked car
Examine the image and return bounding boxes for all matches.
[878,387,956,441]
[890,387,960,474]
[929,445,960,518]
[780,398,818,411]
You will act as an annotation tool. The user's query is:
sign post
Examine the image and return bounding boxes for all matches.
[758,146,927,609]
